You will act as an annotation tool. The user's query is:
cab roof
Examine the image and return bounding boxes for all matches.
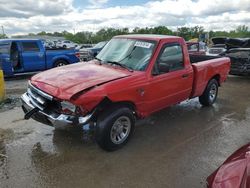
[114,34,182,41]
[0,39,40,42]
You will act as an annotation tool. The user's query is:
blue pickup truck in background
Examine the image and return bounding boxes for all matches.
[0,39,80,77]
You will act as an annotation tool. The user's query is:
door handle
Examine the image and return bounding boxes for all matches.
[182,74,189,78]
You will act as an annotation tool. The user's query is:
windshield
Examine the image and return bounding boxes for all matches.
[96,38,156,71]
[94,41,107,49]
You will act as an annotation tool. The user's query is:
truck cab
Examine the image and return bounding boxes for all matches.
[0,39,80,77]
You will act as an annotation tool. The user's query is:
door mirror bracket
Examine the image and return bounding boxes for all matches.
[158,63,170,74]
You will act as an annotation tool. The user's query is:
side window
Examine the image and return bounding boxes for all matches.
[22,42,40,52]
[188,44,198,51]
[154,43,184,75]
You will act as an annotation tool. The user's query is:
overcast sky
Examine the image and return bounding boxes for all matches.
[0,0,250,36]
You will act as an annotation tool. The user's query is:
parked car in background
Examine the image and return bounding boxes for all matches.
[0,39,80,77]
[21,34,230,151]
[79,41,107,61]
[57,40,77,48]
[207,143,250,188]
[76,44,94,50]
[186,41,206,55]
[224,48,250,76]
[206,44,227,56]
[210,37,250,75]
[44,40,57,49]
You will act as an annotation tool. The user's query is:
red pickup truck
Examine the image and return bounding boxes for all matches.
[21,35,230,151]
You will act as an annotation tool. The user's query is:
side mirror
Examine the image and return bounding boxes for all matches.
[158,63,170,74]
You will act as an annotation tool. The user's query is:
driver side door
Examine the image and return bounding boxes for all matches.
[146,42,193,113]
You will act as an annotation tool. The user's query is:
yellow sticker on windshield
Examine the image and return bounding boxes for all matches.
[134,41,152,48]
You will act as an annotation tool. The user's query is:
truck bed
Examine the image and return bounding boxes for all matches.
[189,54,222,64]
[190,55,231,98]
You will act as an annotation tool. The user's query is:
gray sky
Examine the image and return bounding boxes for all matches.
[0,0,250,36]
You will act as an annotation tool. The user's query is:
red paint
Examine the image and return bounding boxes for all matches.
[207,144,250,188]
[31,63,132,100]
[30,35,231,118]
[191,57,230,97]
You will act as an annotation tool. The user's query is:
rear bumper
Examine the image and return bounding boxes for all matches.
[21,92,92,129]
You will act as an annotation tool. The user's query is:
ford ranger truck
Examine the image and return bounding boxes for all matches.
[21,35,231,151]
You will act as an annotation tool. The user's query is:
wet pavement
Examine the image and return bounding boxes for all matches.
[0,76,250,188]
[5,76,30,97]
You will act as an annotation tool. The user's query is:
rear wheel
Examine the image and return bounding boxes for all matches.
[95,106,135,151]
[54,60,68,67]
[199,79,219,106]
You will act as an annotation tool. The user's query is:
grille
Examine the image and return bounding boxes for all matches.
[27,82,53,110]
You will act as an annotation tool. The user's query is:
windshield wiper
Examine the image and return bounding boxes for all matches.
[106,61,133,72]
[94,57,103,65]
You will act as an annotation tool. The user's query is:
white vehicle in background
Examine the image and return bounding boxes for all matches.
[45,40,57,49]
[206,44,227,56]
[57,40,77,48]
[76,44,94,50]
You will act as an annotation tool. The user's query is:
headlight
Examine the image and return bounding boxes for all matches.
[61,101,76,114]
[87,50,94,56]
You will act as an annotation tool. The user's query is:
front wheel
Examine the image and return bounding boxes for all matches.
[199,79,219,106]
[95,106,135,151]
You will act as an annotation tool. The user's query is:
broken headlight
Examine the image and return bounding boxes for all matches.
[60,101,76,114]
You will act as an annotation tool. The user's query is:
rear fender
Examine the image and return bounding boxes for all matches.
[52,56,71,67]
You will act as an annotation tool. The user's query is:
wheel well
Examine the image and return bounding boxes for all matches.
[112,101,136,112]
[54,59,69,67]
[91,97,137,121]
[211,74,220,86]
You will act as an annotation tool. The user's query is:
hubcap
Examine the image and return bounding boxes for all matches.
[57,62,65,67]
[110,116,131,144]
[209,84,217,102]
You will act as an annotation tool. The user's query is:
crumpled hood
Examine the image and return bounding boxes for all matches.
[31,62,131,100]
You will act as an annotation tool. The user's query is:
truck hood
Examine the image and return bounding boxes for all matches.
[31,62,132,100]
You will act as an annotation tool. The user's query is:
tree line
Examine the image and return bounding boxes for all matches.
[1,25,250,43]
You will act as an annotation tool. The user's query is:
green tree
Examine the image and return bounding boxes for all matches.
[37,31,47,35]
[0,34,7,39]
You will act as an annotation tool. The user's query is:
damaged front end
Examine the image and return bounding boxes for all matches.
[225,48,250,75]
[21,81,93,129]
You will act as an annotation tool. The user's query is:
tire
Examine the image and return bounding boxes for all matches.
[199,79,219,106]
[54,60,68,67]
[63,45,67,48]
[95,106,135,151]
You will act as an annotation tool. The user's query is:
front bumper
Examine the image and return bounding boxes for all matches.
[21,92,92,129]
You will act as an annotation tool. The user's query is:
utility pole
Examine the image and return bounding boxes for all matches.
[1,26,5,35]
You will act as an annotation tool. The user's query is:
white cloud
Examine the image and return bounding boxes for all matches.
[0,0,250,36]
[88,0,109,8]
[0,0,74,18]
